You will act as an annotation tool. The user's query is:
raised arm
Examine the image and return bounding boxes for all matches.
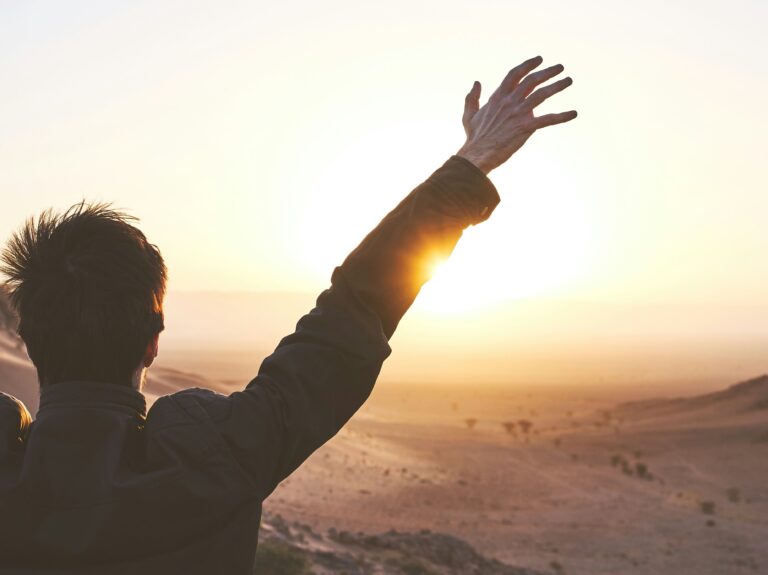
[182,57,576,498]
[323,56,576,337]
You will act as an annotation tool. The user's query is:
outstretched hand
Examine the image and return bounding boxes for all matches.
[457,56,576,174]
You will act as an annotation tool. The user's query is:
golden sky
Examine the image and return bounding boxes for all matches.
[1,1,767,385]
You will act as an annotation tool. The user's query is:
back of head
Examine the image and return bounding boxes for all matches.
[0,202,166,387]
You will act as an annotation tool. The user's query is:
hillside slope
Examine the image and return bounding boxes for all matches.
[614,374,768,425]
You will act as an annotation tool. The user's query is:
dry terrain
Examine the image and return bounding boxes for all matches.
[260,378,768,575]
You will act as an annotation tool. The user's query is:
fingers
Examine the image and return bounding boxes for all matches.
[527,110,578,130]
[499,56,544,92]
[512,64,565,100]
[524,76,573,110]
[490,56,543,102]
[462,80,481,133]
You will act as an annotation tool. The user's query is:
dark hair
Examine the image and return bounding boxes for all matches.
[0,201,166,386]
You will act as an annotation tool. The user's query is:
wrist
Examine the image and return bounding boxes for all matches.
[455,146,494,175]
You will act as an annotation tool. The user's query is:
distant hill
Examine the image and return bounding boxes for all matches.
[143,365,237,403]
[615,374,768,423]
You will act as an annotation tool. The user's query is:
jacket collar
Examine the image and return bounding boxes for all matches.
[38,381,147,419]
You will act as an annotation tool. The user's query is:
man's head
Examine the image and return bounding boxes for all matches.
[0,201,166,390]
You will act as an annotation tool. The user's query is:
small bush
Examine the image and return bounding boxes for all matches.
[518,420,533,434]
[386,557,437,575]
[400,560,436,575]
[700,501,716,515]
[253,540,308,575]
[635,462,650,479]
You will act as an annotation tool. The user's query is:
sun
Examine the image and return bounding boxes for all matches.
[413,193,593,314]
[290,121,593,312]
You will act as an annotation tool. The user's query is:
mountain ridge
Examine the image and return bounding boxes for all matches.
[615,374,768,422]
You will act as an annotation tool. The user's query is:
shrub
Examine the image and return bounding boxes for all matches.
[253,540,308,575]
[517,420,533,434]
[391,558,436,575]
[700,501,716,515]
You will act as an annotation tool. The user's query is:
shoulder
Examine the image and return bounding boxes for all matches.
[143,388,235,464]
[147,387,232,427]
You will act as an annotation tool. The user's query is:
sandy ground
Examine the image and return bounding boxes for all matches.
[262,380,768,575]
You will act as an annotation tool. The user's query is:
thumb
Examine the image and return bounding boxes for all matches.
[462,81,481,134]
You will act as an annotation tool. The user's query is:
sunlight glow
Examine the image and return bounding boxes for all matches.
[291,121,595,314]
[415,156,595,313]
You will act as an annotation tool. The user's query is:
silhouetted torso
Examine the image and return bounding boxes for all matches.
[0,156,499,574]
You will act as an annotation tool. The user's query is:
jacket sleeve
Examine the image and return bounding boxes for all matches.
[209,155,500,498]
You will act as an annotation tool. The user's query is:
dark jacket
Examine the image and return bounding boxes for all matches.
[0,156,499,574]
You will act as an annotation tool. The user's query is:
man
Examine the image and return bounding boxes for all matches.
[0,56,575,573]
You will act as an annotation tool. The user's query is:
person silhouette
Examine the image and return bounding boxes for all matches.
[0,56,575,574]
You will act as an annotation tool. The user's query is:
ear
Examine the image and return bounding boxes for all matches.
[142,333,159,368]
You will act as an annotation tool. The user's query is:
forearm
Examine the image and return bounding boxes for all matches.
[334,155,500,339]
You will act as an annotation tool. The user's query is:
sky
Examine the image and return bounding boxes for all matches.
[1,1,767,387]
